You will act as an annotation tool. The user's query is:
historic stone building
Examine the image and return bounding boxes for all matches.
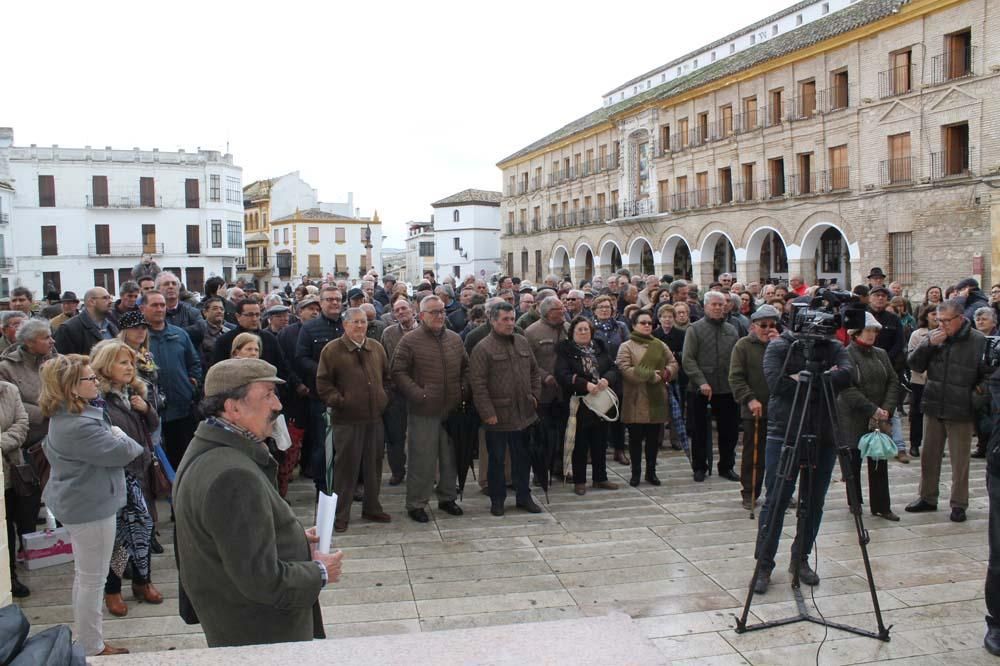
[498,0,1000,294]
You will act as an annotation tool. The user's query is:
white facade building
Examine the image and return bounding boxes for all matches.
[0,130,16,297]
[429,189,502,281]
[270,208,382,281]
[404,221,435,284]
[1,130,242,297]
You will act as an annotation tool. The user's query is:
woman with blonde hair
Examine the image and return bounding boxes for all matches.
[90,339,162,618]
[231,332,261,358]
[40,353,144,657]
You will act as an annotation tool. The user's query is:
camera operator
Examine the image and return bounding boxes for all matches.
[985,365,1000,655]
[752,306,853,594]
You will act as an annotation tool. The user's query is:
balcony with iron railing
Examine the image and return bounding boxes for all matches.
[531,217,540,233]
[788,168,853,194]
[733,180,759,203]
[880,157,913,186]
[0,213,8,225]
[930,45,975,86]
[0,258,13,270]
[505,222,515,235]
[931,149,971,180]
[86,194,163,209]
[599,154,620,172]
[760,103,787,128]
[88,243,165,257]
[530,176,543,191]
[760,177,787,199]
[878,64,916,99]
[619,199,655,218]
[517,182,528,195]
[670,191,690,211]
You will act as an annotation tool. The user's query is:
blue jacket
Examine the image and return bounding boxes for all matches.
[148,324,202,422]
[42,404,145,525]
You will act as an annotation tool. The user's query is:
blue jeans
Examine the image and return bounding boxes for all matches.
[754,432,838,573]
[485,430,531,504]
[891,413,905,452]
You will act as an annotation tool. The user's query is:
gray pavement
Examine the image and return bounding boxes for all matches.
[16,443,992,664]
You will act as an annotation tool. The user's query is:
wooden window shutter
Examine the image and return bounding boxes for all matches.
[185,179,200,208]
[92,176,108,207]
[186,225,200,254]
[38,176,55,207]
[140,177,155,207]
[95,224,110,255]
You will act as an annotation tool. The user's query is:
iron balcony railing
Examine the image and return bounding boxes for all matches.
[787,172,820,196]
[931,149,970,180]
[86,194,163,208]
[0,213,8,224]
[760,177,786,199]
[517,182,528,195]
[733,180,759,203]
[878,64,916,99]
[930,45,975,85]
[531,176,543,191]
[531,217,540,233]
[880,157,913,186]
[671,191,690,211]
[0,258,13,270]
[599,154,620,171]
[87,243,165,257]
[505,222,515,235]
[715,183,735,204]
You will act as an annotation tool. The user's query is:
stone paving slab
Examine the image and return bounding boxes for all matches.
[12,445,993,663]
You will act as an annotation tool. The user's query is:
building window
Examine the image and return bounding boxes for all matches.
[94,224,110,255]
[889,232,913,284]
[822,2,829,14]
[829,145,849,189]
[309,255,322,278]
[142,224,157,254]
[796,13,803,25]
[41,226,57,255]
[227,220,242,248]
[886,132,912,184]
[659,124,671,153]
[283,228,289,243]
[635,141,649,199]
[186,225,201,254]
[936,123,970,178]
[276,252,291,279]
[212,220,222,248]
[225,176,241,204]
[92,176,109,208]
[419,242,434,257]
[453,237,461,250]
[332,227,344,243]
[139,177,155,207]
[719,105,733,137]
[308,227,320,243]
[730,44,735,54]
[42,271,61,294]
[799,80,817,117]
[767,157,785,197]
[535,250,542,283]
[772,24,778,36]
[273,228,279,244]
[711,51,716,62]
[744,96,758,129]
[831,70,849,109]
[209,175,221,202]
[750,34,756,45]
[38,176,55,207]
[185,179,200,208]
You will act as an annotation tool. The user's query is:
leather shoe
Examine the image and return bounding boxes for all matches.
[753,570,771,594]
[872,510,900,522]
[693,470,706,482]
[105,593,128,617]
[905,498,938,513]
[574,484,586,496]
[132,583,163,604]
[389,474,405,486]
[645,473,662,486]
[517,498,542,513]
[742,499,753,511]
[96,644,130,656]
[490,501,504,517]
[437,501,463,516]
[334,520,348,533]
[10,577,29,598]
[950,507,967,522]
[789,559,820,586]
[909,446,920,458]
[149,537,164,555]
[613,450,630,465]
[985,625,1000,656]
[593,481,619,490]
[895,451,910,464]
[362,511,392,523]
[407,508,429,523]
[629,475,640,487]
[972,448,987,459]
[720,470,740,482]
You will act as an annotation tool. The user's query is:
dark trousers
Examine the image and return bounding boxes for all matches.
[740,417,766,502]
[688,392,739,474]
[755,432,837,573]
[332,422,385,526]
[627,423,661,478]
[306,398,327,482]
[572,419,608,485]
[485,430,530,504]
[537,402,567,476]
[847,448,891,514]
[987,472,1000,628]
[382,393,407,479]
[105,563,150,594]
[162,415,198,471]
[608,421,625,452]
[5,489,16,572]
[909,383,925,450]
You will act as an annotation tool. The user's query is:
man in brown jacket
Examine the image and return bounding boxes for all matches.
[470,302,542,517]
[525,296,568,477]
[316,308,392,532]
[391,296,469,522]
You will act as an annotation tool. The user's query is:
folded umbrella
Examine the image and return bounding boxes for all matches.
[527,419,553,503]
[562,397,580,484]
[445,401,480,500]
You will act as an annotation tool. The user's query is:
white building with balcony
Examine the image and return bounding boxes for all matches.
[404,220,435,284]
[0,129,16,297]
[429,189,502,282]
[1,131,243,297]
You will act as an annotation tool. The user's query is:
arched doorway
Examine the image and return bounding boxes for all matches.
[745,228,789,284]
[628,238,655,276]
[661,235,692,280]
[600,240,623,275]
[801,224,852,288]
[575,244,595,284]
[552,246,571,282]
[703,232,737,281]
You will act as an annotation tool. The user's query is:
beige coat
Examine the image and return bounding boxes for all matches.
[0,345,55,446]
[0,381,29,490]
[616,338,678,424]
[524,319,567,404]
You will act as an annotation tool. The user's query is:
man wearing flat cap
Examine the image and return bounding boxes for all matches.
[174,358,344,647]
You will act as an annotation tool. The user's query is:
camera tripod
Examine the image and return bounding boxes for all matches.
[734,341,891,642]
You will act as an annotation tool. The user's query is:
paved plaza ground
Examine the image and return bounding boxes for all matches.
[15,444,993,664]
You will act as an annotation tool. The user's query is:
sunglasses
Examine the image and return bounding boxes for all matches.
[755,322,777,329]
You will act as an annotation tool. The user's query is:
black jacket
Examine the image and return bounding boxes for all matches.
[869,307,904,365]
[554,338,618,426]
[294,314,344,392]
[166,301,203,330]
[447,306,468,333]
[53,309,119,356]
[908,319,988,422]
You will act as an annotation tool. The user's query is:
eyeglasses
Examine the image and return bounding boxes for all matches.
[79,375,99,384]
[423,310,446,316]
[938,315,960,325]
[322,297,342,303]
[239,312,262,318]
[755,322,777,329]
[635,320,653,327]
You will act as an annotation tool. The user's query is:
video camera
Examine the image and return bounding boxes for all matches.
[985,336,1000,369]
[789,288,867,339]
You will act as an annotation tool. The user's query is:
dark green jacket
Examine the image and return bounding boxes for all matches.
[682,316,739,394]
[907,319,988,422]
[174,421,324,647]
[838,342,898,448]
[728,334,770,420]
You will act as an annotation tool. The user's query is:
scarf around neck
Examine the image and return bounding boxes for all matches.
[629,331,668,421]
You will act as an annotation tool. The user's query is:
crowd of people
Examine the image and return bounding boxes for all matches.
[0,256,999,653]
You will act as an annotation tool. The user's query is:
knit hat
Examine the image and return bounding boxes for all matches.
[848,311,883,337]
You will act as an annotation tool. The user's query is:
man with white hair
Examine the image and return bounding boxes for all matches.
[563,290,585,320]
[525,297,568,477]
[683,291,740,482]
[53,287,118,355]
[0,312,26,353]
[156,271,202,329]
[637,276,659,308]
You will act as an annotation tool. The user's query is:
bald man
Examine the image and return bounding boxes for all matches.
[53,286,118,355]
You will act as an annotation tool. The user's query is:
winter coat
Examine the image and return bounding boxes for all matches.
[0,345,56,446]
[554,338,619,426]
[131,261,161,281]
[390,324,469,418]
[907,319,988,422]
[165,301,202,330]
[294,314,344,392]
[469,330,541,432]
[593,317,630,360]
[869,308,904,366]
[616,337,677,424]
[525,319,568,404]
[103,389,159,484]
[963,289,990,322]
[907,328,931,385]
[729,334,771,420]
[315,337,389,424]
[53,309,119,356]
[42,404,144,525]
[174,421,324,647]
[682,316,739,394]
[0,382,29,490]
[838,342,899,449]
[147,324,202,423]
[380,322,418,363]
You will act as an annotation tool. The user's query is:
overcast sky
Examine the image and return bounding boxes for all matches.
[7,0,792,247]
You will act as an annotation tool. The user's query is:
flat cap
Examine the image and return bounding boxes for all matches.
[347,287,364,301]
[205,358,284,398]
[265,304,291,315]
[297,295,320,310]
[869,286,890,296]
[750,304,781,321]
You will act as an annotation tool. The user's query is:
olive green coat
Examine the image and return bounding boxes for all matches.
[837,342,899,449]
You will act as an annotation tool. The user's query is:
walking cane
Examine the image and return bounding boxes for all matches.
[749,415,760,519]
